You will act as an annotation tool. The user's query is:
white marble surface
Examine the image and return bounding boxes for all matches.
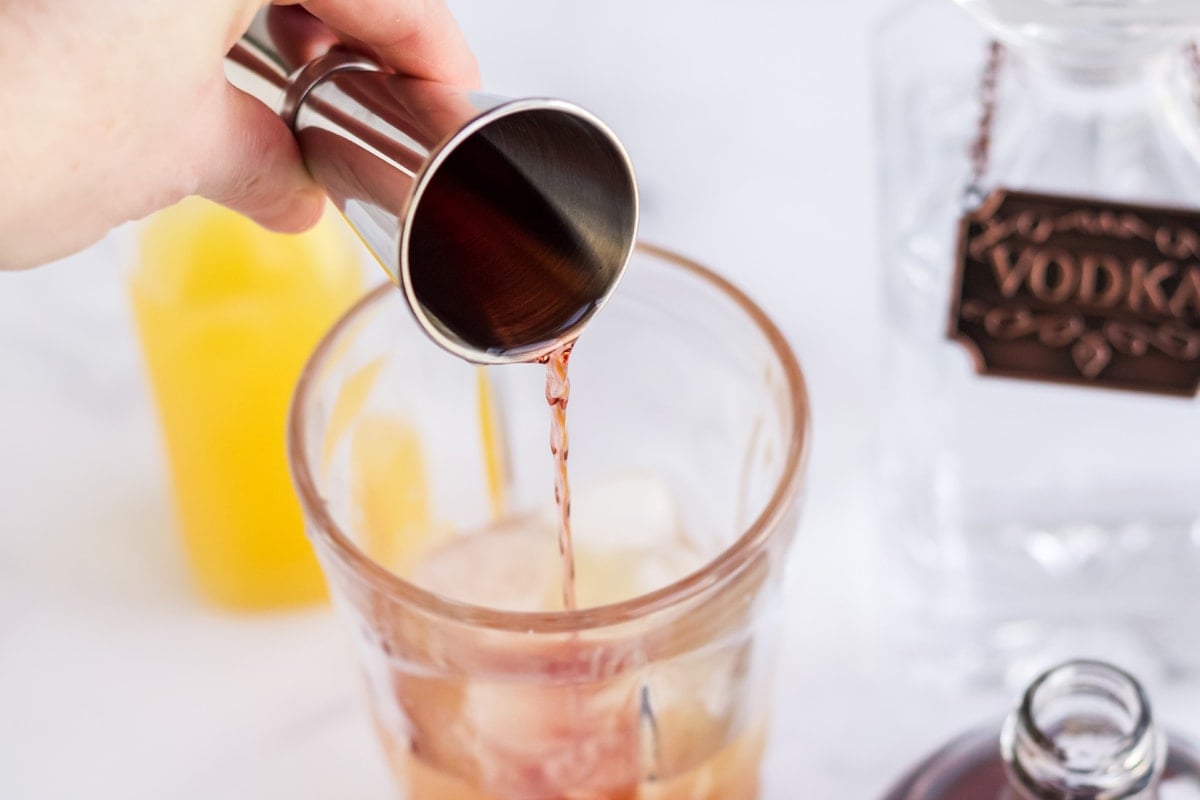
[4,1,1198,798]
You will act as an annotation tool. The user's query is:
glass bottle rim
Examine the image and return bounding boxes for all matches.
[287,242,811,634]
[1016,659,1154,762]
[1003,659,1161,800]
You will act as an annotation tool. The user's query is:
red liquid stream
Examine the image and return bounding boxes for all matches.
[544,343,576,611]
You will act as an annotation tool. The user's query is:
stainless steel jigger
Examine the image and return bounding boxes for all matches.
[225,7,638,364]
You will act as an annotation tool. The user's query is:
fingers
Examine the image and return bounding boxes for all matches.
[197,0,478,234]
[196,82,326,232]
[298,0,480,88]
[264,4,341,69]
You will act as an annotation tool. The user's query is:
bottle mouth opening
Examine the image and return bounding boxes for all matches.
[1002,660,1162,799]
[1023,660,1149,769]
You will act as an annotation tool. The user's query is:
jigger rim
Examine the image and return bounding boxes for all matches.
[399,97,640,364]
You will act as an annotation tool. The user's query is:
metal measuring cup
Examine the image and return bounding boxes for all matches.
[226,6,638,364]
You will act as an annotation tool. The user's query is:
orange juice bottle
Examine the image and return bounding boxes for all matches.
[130,198,363,609]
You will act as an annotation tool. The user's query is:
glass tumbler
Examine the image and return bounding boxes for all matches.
[287,244,810,799]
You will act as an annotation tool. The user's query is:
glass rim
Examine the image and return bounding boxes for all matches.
[287,241,811,633]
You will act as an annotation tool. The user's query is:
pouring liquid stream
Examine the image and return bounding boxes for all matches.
[543,343,577,611]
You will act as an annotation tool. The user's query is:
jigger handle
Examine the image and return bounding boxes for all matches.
[223,15,459,293]
[226,20,381,127]
[223,7,639,366]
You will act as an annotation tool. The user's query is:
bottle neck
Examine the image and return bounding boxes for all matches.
[1006,45,1175,118]
[959,0,1200,89]
[1011,38,1178,87]
[973,38,1200,202]
[1002,661,1164,800]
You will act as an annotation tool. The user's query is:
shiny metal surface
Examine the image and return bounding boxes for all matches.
[225,7,638,364]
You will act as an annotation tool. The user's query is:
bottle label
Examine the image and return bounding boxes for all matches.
[950,188,1200,396]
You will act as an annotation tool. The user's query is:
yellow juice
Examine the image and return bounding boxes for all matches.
[130,198,363,609]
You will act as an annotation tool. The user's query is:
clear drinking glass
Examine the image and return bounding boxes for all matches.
[287,244,810,799]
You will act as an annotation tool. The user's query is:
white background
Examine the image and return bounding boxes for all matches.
[4,1,1193,797]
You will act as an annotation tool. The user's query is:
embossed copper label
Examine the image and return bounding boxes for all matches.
[950,189,1200,397]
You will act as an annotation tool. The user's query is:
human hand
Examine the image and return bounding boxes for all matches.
[0,0,479,270]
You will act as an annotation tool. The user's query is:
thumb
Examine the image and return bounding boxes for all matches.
[195,82,326,232]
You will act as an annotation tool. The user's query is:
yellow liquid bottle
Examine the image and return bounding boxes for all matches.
[130,198,363,609]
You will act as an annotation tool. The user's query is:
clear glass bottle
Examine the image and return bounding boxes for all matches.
[882,660,1200,799]
[876,0,1200,683]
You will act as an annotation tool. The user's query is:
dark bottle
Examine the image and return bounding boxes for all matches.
[883,660,1200,799]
